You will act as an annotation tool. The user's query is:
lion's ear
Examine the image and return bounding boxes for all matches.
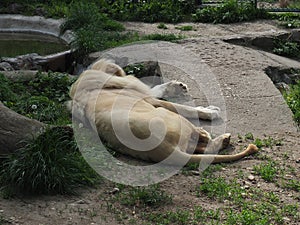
[106,64,126,77]
[91,59,126,77]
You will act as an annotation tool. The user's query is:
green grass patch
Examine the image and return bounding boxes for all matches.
[142,33,184,42]
[117,184,172,208]
[284,80,300,125]
[273,39,300,58]
[198,177,245,203]
[0,127,101,196]
[271,12,300,28]
[157,23,168,29]
[253,161,281,182]
[253,136,283,149]
[192,0,269,24]
[0,72,74,125]
[175,25,194,31]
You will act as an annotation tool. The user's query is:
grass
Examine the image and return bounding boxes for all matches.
[253,160,280,182]
[253,136,283,149]
[198,177,245,203]
[0,72,74,125]
[142,33,185,42]
[116,184,172,208]
[175,25,194,31]
[0,127,101,196]
[272,13,300,29]
[284,80,300,126]
[192,0,269,24]
[157,23,168,29]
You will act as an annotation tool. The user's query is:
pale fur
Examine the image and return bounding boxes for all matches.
[70,59,258,165]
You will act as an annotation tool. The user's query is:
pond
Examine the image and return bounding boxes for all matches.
[0,32,69,57]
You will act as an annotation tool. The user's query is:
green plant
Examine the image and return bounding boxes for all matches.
[107,0,193,23]
[157,23,168,29]
[0,72,74,125]
[245,132,254,140]
[175,25,194,31]
[283,179,300,192]
[254,137,283,149]
[146,209,190,225]
[143,33,184,42]
[253,161,279,182]
[193,0,269,24]
[0,127,100,195]
[198,177,244,203]
[118,184,172,207]
[60,1,127,58]
[273,39,300,58]
[60,1,124,34]
[284,80,300,125]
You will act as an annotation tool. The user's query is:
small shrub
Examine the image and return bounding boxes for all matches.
[60,1,126,58]
[273,13,300,28]
[273,39,300,58]
[107,0,191,23]
[60,1,124,34]
[175,25,194,31]
[284,80,300,125]
[193,0,269,24]
[0,127,101,195]
[157,23,168,29]
[0,72,74,125]
[143,33,184,42]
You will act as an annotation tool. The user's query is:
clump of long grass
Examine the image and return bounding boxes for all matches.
[0,127,101,196]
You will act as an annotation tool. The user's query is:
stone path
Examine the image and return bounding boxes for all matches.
[92,21,300,137]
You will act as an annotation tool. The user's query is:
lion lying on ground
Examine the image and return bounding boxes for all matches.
[70,59,258,165]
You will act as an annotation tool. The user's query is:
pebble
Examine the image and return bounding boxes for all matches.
[296,158,300,163]
[110,187,120,194]
[76,199,88,204]
[248,175,255,181]
[283,217,290,222]
[191,170,200,176]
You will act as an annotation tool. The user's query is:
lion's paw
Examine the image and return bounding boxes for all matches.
[206,105,221,112]
[151,80,188,98]
[195,106,220,120]
[164,81,188,96]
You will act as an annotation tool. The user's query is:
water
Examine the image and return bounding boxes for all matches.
[0,32,69,57]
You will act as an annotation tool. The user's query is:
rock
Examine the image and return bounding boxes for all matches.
[248,175,255,181]
[191,170,200,176]
[1,70,39,82]
[1,51,72,72]
[275,82,290,94]
[252,36,275,51]
[0,102,45,155]
[0,62,14,71]
[265,66,300,85]
[76,199,89,204]
[110,187,120,194]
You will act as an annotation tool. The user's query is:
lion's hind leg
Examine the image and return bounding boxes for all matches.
[194,132,231,155]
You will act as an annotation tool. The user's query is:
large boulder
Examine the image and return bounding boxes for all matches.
[0,102,45,155]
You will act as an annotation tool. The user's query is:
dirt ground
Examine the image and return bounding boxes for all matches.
[0,21,299,224]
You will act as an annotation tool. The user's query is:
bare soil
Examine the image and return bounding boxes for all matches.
[0,21,299,225]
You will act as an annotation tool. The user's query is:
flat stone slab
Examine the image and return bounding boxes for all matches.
[91,38,299,136]
[0,14,72,43]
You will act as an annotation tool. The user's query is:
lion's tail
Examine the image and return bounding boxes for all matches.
[169,144,258,165]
